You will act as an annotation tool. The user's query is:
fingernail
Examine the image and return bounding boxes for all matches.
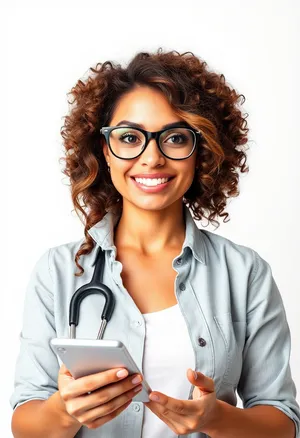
[150,393,160,401]
[132,375,142,384]
[194,370,198,380]
[117,369,128,378]
[134,385,142,392]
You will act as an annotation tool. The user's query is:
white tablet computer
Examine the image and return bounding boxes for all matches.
[50,338,151,402]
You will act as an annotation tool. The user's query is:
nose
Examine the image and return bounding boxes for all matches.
[139,138,165,166]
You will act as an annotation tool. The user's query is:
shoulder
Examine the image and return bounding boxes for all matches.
[48,237,97,273]
[49,237,85,260]
[200,228,255,258]
[198,229,277,309]
[199,228,264,279]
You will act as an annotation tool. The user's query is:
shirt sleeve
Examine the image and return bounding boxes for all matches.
[10,247,60,410]
[237,249,300,437]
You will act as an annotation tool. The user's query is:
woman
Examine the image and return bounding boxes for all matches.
[10,48,299,438]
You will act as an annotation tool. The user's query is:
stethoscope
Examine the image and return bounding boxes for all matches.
[68,246,115,340]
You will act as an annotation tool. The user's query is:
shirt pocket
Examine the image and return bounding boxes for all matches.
[213,312,246,388]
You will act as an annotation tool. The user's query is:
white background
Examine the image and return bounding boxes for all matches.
[2,1,299,436]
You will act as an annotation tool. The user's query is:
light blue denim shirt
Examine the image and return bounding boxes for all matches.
[10,205,300,438]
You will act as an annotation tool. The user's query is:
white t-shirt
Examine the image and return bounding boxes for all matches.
[141,304,195,438]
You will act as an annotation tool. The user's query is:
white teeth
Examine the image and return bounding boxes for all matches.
[134,177,169,186]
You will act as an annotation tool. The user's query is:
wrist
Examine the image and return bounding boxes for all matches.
[200,399,223,436]
[48,391,81,429]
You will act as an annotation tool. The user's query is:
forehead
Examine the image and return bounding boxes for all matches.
[110,86,180,129]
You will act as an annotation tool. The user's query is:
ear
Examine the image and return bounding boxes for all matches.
[102,140,110,163]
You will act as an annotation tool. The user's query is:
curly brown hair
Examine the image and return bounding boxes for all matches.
[60,47,250,277]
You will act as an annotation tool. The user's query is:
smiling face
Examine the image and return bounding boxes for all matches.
[102,85,198,213]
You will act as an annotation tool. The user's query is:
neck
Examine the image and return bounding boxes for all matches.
[114,200,186,256]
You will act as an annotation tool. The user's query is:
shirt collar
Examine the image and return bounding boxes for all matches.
[87,204,206,265]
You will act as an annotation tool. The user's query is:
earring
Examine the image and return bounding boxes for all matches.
[107,162,110,173]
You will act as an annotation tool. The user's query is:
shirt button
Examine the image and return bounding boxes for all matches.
[179,283,186,291]
[132,403,140,412]
[132,320,142,327]
[176,258,183,265]
[198,337,206,347]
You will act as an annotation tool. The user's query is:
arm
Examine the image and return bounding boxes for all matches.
[205,250,299,438]
[10,248,81,438]
[12,392,81,438]
[203,399,296,438]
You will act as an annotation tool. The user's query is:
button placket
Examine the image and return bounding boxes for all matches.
[177,278,215,397]
[111,261,120,286]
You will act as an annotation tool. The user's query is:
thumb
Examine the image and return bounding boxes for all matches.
[59,363,75,381]
[187,368,215,396]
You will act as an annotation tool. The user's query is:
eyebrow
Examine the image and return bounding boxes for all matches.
[115,120,190,130]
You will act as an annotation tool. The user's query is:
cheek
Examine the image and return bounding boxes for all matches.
[180,164,196,184]
[110,164,132,192]
[180,174,195,194]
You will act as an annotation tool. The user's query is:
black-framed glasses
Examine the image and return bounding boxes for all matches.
[99,125,202,160]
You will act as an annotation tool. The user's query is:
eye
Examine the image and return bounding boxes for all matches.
[114,128,144,146]
[119,133,139,144]
[165,133,188,144]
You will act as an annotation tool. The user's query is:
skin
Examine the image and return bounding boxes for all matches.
[11,86,217,436]
[57,364,145,430]
[102,84,198,255]
[12,86,294,437]
[101,85,219,435]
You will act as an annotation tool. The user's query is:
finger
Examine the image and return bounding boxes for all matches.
[85,398,133,429]
[148,390,209,416]
[147,391,193,414]
[144,401,178,433]
[59,363,74,378]
[188,369,215,395]
[67,376,143,415]
[60,367,130,400]
[74,385,143,425]
[146,390,217,429]
[146,370,215,415]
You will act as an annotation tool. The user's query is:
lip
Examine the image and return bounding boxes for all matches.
[130,176,174,193]
[130,173,175,179]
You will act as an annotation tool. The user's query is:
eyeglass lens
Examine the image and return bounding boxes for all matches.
[109,127,195,159]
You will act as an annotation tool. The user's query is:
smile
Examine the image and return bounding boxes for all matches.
[134,177,170,186]
[130,176,174,193]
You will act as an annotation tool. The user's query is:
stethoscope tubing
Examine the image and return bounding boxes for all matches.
[68,246,115,339]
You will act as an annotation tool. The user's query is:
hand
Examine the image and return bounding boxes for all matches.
[144,369,219,435]
[58,364,143,429]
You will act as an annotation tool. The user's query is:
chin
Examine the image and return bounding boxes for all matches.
[128,197,183,212]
